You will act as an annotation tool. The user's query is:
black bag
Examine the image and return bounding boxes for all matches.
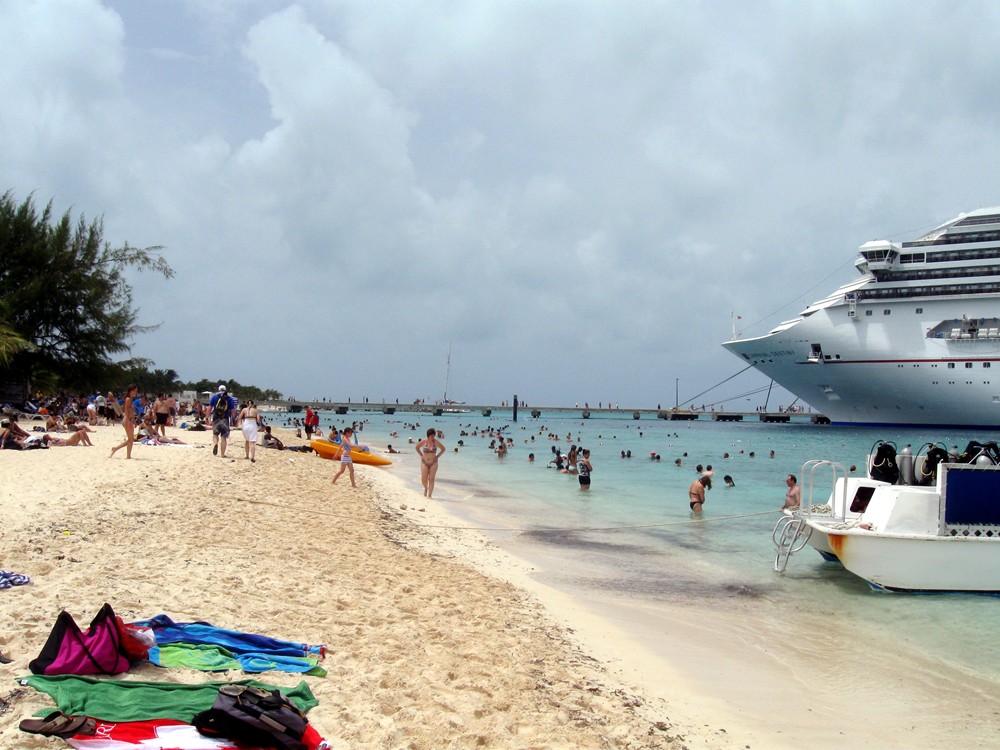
[193,685,309,750]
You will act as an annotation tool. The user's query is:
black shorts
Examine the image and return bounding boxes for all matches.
[304,424,313,436]
[155,413,168,425]
[579,475,591,486]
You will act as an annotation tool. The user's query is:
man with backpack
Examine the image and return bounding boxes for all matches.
[209,385,236,457]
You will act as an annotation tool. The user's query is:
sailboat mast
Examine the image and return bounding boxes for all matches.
[443,344,452,402]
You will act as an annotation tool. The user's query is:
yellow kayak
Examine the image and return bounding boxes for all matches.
[311,440,392,466]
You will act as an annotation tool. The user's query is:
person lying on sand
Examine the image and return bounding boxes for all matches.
[45,430,92,446]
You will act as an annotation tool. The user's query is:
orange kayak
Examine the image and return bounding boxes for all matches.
[311,440,392,466]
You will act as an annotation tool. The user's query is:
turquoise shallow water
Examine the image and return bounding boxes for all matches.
[298,408,1000,688]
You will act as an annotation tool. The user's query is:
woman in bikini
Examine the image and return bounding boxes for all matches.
[110,385,138,459]
[688,475,709,513]
[415,427,445,498]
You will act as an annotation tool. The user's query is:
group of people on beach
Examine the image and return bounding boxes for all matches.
[0,414,96,448]
[105,383,264,461]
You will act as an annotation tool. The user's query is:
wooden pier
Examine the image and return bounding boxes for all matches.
[259,401,827,424]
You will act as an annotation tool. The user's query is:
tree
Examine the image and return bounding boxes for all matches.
[0,299,32,366]
[0,191,173,389]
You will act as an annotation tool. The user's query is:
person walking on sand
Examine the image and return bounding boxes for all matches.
[577,448,593,490]
[152,393,170,437]
[783,474,801,510]
[239,399,261,463]
[688,475,710,513]
[110,384,138,459]
[332,427,366,488]
[209,385,236,457]
[416,427,445,498]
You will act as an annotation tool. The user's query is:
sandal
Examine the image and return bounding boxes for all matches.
[19,711,96,737]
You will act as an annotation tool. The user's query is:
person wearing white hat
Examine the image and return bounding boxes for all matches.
[208,384,236,457]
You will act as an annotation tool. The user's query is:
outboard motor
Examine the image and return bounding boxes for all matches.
[897,444,915,485]
[917,443,949,486]
[869,440,899,484]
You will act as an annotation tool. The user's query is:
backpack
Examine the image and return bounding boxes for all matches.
[193,685,309,750]
[213,394,230,421]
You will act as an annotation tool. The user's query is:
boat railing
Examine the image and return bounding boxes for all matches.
[801,459,851,522]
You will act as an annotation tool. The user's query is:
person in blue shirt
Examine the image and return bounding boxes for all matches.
[208,385,237,457]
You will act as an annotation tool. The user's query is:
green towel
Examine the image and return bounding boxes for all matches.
[20,675,318,722]
[153,643,326,677]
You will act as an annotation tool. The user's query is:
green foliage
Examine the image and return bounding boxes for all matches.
[0,190,173,389]
[0,312,32,366]
[181,377,283,402]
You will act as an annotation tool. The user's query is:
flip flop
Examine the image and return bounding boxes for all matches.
[19,711,96,737]
[0,651,12,664]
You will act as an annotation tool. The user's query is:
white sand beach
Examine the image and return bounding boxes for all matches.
[0,424,691,749]
[2,423,997,749]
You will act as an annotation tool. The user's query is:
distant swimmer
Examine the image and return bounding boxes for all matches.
[783,474,801,510]
[688,476,710,513]
[724,475,735,487]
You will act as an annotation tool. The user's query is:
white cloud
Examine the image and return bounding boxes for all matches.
[3,0,1000,407]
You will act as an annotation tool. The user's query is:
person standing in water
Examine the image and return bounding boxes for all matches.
[332,427,366,488]
[688,475,710,513]
[577,448,593,490]
[110,384,138,459]
[415,427,445,498]
[783,474,801,510]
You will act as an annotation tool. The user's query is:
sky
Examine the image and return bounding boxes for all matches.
[3,1,1000,408]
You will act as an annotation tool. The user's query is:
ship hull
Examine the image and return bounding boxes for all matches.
[724,294,1000,428]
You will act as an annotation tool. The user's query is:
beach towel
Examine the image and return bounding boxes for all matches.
[60,717,330,750]
[149,642,325,676]
[0,570,31,589]
[19,675,318,723]
[63,718,241,749]
[133,615,325,673]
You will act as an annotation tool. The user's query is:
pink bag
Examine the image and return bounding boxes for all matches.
[28,603,131,675]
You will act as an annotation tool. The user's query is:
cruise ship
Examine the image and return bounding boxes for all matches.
[723,207,1000,427]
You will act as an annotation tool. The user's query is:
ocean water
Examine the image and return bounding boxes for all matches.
[299,408,1000,695]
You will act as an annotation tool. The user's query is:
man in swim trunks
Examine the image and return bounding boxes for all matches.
[153,393,171,437]
[783,474,801,510]
[688,475,710,512]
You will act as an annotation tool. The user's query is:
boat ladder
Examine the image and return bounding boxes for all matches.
[772,514,812,573]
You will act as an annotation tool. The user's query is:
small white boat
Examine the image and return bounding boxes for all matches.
[773,450,1000,592]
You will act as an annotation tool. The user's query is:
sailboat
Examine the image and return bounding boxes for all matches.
[438,344,468,410]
